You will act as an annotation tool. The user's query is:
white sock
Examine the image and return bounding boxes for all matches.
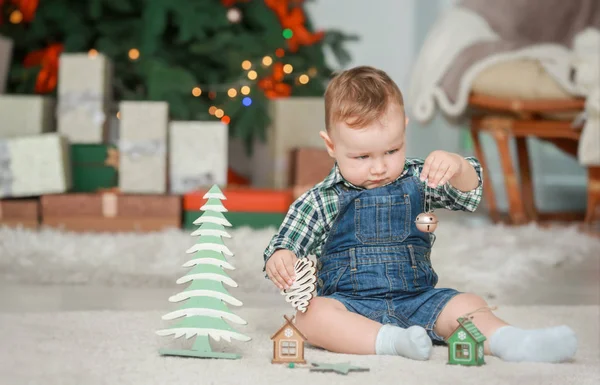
[375,324,432,360]
[490,325,577,363]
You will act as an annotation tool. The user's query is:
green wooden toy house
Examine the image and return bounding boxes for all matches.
[447,317,487,366]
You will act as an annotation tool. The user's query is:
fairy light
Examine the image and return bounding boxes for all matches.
[88,49,99,58]
[283,64,293,74]
[241,86,251,95]
[227,88,237,98]
[299,74,309,84]
[192,87,202,97]
[308,67,318,77]
[116,111,121,119]
[242,60,252,70]
[262,56,273,66]
[9,10,23,24]
[248,70,258,80]
[221,116,231,124]
[209,106,217,115]
[282,28,293,39]
[215,109,224,118]
[128,48,140,60]
[275,48,285,58]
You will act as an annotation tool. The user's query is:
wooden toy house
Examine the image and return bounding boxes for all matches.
[447,317,487,366]
[271,315,307,364]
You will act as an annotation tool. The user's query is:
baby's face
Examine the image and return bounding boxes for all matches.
[325,103,407,189]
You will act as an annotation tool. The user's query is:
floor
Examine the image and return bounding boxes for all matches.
[1,208,598,313]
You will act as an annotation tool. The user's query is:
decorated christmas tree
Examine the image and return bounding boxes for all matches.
[156,185,250,359]
[0,0,355,150]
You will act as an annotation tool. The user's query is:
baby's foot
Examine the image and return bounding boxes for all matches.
[395,325,433,361]
[375,324,432,360]
[490,325,577,363]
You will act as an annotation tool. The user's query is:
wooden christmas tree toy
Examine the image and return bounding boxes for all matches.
[156,185,251,359]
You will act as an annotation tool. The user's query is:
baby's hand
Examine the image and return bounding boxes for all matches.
[420,150,463,188]
[265,249,298,290]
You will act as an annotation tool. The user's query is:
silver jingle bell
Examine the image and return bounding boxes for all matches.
[415,212,438,233]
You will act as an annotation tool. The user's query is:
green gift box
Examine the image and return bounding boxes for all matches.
[70,144,118,192]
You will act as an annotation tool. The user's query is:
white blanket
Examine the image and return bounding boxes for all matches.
[408,7,600,165]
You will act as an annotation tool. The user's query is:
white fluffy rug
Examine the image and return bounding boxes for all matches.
[1,222,598,300]
[0,305,598,385]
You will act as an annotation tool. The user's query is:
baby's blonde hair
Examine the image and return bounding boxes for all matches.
[324,66,405,131]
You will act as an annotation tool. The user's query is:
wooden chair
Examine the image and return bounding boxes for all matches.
[468,93,599,230]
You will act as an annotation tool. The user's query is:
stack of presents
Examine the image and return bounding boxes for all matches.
[0,38,334,232]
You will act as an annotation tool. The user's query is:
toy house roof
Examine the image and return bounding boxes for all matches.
[270,315,308,341]
[453,317,487,343]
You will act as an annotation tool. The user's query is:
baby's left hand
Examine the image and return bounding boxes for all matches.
[420,150,463,188]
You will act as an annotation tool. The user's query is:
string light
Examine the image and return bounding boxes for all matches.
[282,28,293,39]
[208,106,217,115]
[299,74,310,84]
[9,10,23,24]
[192,87,202,97]
[88,49,99,58]
[215,109,224,118]
[243,97,252,107]
[308,67,318,77]
[128,48,140,60]
[275,48,285,58]
[116,111,121,119]
[221,116,231,124]
[241,60,252,70]
[283,64,293,74]
[208,91,217,100]
[227,88,237,98]
[241,86,251,95]
[247,70,258,80]
[262,56,273,66]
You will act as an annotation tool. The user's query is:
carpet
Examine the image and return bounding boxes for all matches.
[0,305,598,385]
[1,222,599,300]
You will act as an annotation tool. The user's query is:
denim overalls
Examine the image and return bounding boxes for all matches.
[316,174,459,343]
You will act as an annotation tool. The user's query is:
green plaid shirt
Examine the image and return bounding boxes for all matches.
[263,157,483,266]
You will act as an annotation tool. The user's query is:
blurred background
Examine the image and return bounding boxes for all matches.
[0,1,599,383]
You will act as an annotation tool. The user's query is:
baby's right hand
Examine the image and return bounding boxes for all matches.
[265,249,298,290]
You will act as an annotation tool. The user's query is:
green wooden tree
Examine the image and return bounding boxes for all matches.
[157,185,250,359]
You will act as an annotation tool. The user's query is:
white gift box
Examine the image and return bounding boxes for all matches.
[0,36,13,94]
[57,53,113,143]
[252,97,327,188]
[0,133,71,198]
[118,101,168,193]
[0,95,55,138]
[169,121,228,194]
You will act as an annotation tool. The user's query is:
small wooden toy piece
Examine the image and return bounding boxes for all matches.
[415,180,438,233]
[281,258,317,313]
[286,361,370,375]
[271,315,308,364]
[156,185,251,360]
[447,307,492,366]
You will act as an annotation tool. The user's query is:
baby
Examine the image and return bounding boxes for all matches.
[263,66,577,363]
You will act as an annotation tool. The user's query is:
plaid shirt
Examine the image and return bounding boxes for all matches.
[263,157,483,267]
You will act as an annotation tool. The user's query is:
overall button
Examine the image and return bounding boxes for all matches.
[317,278,324,288]
[316,260,323,270]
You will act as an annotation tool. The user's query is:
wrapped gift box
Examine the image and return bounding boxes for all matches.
[183,187,293,230]
[169,121,228,194]
[41,193,181,232]
[289,147,334,198]
[0,133,71,198]
[0,95,55,138]
[118,101,168,194]
[70,144,118,192]
[252,97,327,189]
[0,198,39,229]
[0,36,13,94]
[57,53,113,143]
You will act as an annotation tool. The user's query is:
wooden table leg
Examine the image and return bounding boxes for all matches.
[470,124,500,223]
[516,137,537,221]
[489,123,528,224]
[585,166,600,227]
